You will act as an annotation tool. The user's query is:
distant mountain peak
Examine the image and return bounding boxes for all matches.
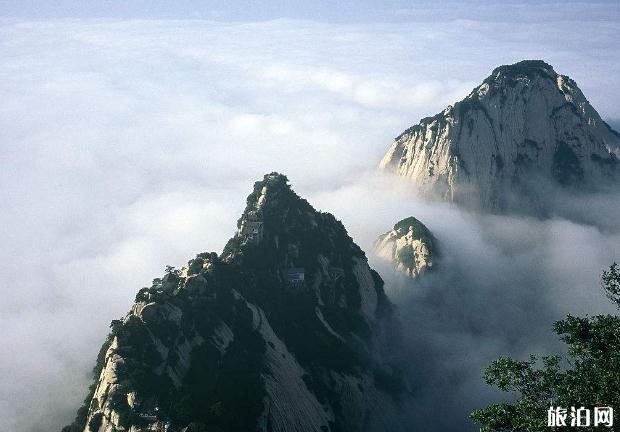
[374,217,439,279]
[380,60,619,214]
[490,59,555,77]
[480,60,560,95]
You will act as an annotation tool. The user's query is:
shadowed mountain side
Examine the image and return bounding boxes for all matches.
[63,173,409,432]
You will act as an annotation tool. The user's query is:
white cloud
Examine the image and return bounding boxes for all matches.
[0,10,619,431]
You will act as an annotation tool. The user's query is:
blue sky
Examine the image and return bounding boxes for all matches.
[1,0,619,21]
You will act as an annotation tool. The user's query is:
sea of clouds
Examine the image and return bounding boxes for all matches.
[1,5,619,431]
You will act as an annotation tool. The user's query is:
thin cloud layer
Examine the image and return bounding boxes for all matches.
[0,10,619,432]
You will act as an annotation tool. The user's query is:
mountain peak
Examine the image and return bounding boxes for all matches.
[65,173,407,432]
[374,217,439,278]
[491,59,555,77]
[480,60,559,90]
[380,61,619,214]
[255,171,291,194]
[243,172,293,212]
[392,216,430,234]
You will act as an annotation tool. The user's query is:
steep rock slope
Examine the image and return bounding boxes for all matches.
[380,60,619,212]
[374,217,439,278]
[63,173,407,432]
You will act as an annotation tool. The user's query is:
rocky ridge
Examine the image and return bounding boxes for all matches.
[379,60,620,213]
[63,173,407,432]
[374,217,439,278]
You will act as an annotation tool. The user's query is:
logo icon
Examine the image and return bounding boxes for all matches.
[547,406,613,428]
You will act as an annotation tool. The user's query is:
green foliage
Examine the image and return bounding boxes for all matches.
[109,386,132,427]
[602,263,620,307]
[471,263,620,431]
[485,60,554,88]
[135,287,150,302]
[165,265,180,276]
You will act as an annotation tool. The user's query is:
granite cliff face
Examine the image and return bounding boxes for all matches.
[380,60,619,212]
[374,217,439,278]
[63,173,407,432]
